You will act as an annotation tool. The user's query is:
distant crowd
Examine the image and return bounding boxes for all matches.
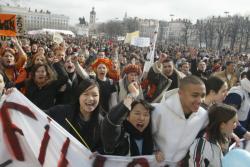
[1,34,250,166]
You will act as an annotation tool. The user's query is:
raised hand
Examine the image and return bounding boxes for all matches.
[71,54,78,64]
[159,53,168,63]
[128,82,140,98]
[10,37,19,45]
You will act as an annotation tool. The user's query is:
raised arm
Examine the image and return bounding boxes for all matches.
[101,82,139,154]
[71,55,89,79]
[11,37,27,69]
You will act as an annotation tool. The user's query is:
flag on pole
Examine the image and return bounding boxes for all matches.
[143,23,159,73]
[124,31,139,44]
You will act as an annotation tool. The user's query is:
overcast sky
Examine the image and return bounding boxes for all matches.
[4,0,250,25]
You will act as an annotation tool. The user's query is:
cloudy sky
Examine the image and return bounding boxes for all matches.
[3,0,250,25]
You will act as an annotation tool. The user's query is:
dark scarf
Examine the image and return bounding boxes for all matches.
[123,120,153,156]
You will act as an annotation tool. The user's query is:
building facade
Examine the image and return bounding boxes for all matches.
[135,18,159,40]
[0,4,69,31]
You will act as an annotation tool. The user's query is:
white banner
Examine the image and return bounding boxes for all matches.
[130,37,150,47]
[0,89,164,167]
[117,36,125,41]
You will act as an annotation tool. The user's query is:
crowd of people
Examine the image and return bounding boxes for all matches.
[1,34,250,166]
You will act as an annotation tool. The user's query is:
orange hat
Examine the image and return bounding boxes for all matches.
[91,58,112,72]
[123,64,142,76]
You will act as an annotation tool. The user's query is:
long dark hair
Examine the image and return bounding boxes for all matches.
[127,99,155,155]
[207,103,237,144]
[73,78,102,125]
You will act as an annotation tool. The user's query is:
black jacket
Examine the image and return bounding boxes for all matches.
[25,62,68,110]
[55,72,83,105]
[46,104,103,152]
[101,102,154,156]
[190,59,210,82]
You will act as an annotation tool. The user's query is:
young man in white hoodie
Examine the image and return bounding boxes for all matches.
[152,75,208,166]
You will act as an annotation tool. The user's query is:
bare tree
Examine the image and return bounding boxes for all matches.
[237,16,246,52]
[228,15,240,50]
[123,18,139,33]
[205,17,216,49]
[214,16,228,50]
[97,20,125,37]
[244,17,250,51]
[196,19,205,48]
[181,19,192,46]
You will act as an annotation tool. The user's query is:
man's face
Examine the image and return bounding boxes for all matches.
[179,83,206,114]
[162,61,174,76]
[180,63,190,75]
[198,62,206,72]
[226,63,235,73]
[97,52,105,58]
[31,44,38,53]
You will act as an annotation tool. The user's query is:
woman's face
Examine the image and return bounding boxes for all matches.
[2,52,15,66]
[127,72,139,83]
[64,57,75,73]
[213,83,228,103]
[96,64,108,78]
[78,54,85,64]
[34,66,48,84]
[79,85,100,114]
[55,51,65,61]
[0,74,5,94]
[34,55,46,65]
[220,115,237,137]
[127,103,150,132]
[38,47,45,55]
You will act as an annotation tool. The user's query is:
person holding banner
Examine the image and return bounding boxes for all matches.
[188,103,237,167]
[46,78,104,152]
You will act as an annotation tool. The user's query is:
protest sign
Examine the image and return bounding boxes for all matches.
[0,14,16,36]
[131,37,150,47]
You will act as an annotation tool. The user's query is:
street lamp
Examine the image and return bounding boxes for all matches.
[170,14,174,21]
[224,11,230,17]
